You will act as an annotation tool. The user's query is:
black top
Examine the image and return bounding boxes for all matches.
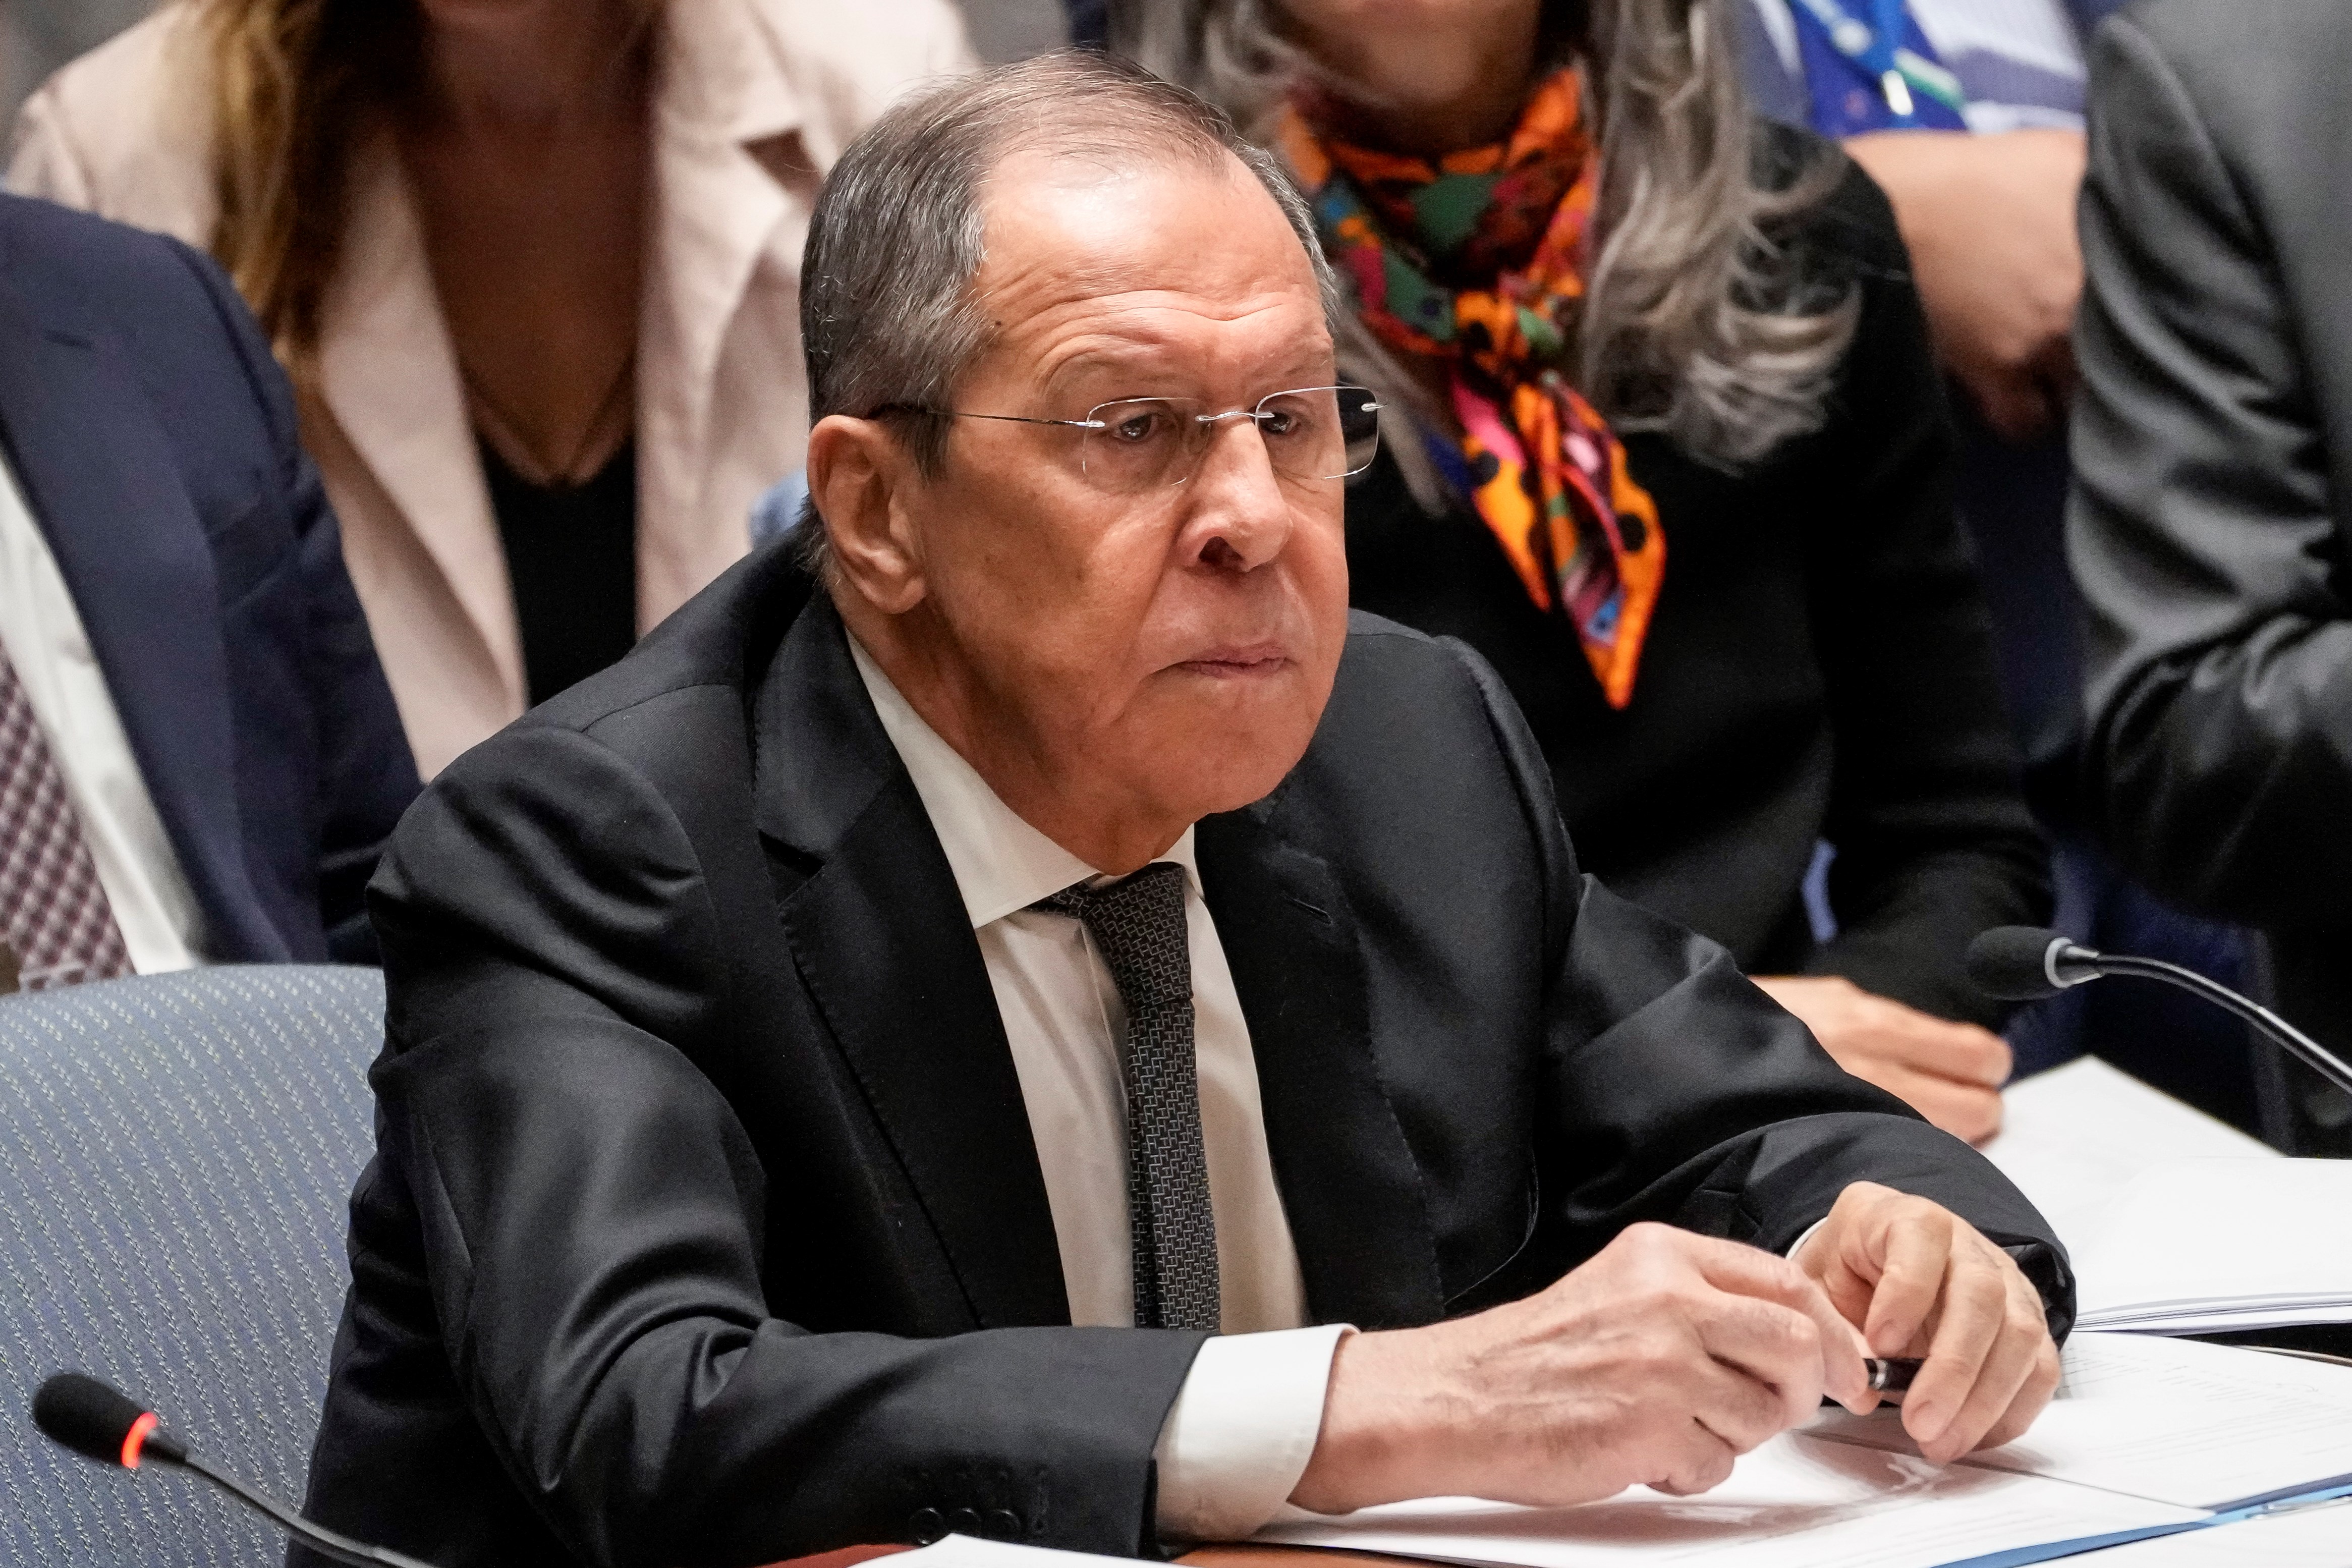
[480,437,639,706]
[1346,139,2049,1029]
[300,572,2067,1567]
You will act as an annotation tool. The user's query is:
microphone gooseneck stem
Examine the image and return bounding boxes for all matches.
[2091,952,2352,1098]
[174,1452,437,1568]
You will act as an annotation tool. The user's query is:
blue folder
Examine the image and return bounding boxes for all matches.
[1944,1478,2352,1567]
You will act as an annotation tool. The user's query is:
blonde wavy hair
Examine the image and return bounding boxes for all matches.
[196,0,421,370]
[1113,0,1859,483]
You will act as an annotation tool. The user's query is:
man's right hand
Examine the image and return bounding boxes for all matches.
[1288,1223,1874,1515]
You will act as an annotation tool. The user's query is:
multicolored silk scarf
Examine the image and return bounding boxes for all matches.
[1279,69,1664,709]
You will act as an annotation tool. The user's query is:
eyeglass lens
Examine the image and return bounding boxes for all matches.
[1078,386,1382,494]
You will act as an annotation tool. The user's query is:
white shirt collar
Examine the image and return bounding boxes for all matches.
[848,633,1202,930]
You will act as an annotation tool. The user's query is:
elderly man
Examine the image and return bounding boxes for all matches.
[301,53,2066,1568]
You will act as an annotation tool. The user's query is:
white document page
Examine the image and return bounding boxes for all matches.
[894,1536,1150,1568]
[1982,1058,2275,1248]
[2074,1158,2352,1333]
[1253,1432,2198,1568]
[1807,1332,2352,1511]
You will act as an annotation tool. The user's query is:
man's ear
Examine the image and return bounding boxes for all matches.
[807,414,929,615]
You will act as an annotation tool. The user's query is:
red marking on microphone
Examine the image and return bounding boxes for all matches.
[121,1412,158,1470]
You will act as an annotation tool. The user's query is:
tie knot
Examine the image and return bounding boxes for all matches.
[1034,860,1184,918]
[1032,861,1191,1002]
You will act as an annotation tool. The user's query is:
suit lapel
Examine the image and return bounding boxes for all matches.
[0,263,281,960]
[1198,802,1446,1329]
[756,600,1071,1329]
[637,0,805,625]
[315,137,525,712]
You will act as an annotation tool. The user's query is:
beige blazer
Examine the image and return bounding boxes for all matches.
[11,0,974,777]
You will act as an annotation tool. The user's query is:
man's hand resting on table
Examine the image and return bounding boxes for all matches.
[1795,1182,2060,1462]
[1754,975,2012,1144]
[1289,1191,2057,1514]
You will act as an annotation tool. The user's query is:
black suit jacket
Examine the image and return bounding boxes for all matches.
[304,546,2068,1568]
[0,195,417,962]
[2069,1,2352,1126]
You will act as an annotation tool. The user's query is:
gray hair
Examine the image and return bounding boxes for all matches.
[1111,0,1858,498]
[797,50,1339,576]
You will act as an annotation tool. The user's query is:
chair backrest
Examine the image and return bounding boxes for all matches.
[0,966,384,1568]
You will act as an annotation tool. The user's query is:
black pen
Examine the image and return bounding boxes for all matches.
[1866,1357,1923,1393]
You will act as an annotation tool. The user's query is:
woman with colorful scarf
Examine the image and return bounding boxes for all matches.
[1117,0,2049,1144]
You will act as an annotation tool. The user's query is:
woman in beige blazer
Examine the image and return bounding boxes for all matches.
[11,0,973,777]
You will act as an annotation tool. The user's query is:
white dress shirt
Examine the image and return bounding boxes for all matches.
[0,453,201,973]
[849,637,1346,1541]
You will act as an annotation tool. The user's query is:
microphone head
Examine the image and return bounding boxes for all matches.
[32,1373,181,1470]
[1968,926,2077,1000]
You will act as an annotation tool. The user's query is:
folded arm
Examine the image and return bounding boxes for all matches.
[1800,164,2051,1031]
[167,236,419,961]
[1284,643,2070,1511]
[2070,16,2352,929]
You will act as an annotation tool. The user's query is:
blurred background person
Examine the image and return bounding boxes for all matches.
[1115,0,2049,1143]
[2071,0,2352,1155]
[1734,0,2266,1140]
[0,190,415,989]
[10,0,973,777]
[1740,0,2102,446]
[0,0,150,123]
[958,0,1068,61]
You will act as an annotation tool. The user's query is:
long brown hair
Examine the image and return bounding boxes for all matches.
[198,0,422,371]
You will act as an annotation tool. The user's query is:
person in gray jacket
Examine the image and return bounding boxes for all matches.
[2069,0,2352,1152]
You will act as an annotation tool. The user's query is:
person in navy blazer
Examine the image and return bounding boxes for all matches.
[0,192,418,965]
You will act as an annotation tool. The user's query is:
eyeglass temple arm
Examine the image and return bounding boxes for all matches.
[918,410,1106,430]
[909,393,1377,430]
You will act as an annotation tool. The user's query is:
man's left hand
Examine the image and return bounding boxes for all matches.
[1793,1181,2059,1463]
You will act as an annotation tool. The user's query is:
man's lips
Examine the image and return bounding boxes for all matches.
[1173,642,1290,678]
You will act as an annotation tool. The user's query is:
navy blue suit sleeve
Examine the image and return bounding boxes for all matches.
[160,237,420,962]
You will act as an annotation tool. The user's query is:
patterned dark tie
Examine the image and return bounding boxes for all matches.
[1033,861,1222,1331]
[0,637,131,993]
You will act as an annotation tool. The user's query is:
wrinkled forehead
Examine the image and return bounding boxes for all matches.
[966,148,1336,400]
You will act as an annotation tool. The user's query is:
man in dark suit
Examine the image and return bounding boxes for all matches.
[304,54,2065,1568]
[1725,0,2269,1142]
[2070,0,2352,1152]
[0,194,416,987]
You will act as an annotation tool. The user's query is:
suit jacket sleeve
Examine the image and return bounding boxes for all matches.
[367,721,1205,1567]
[1447,640,2074,1332]
[1800,161,2052,1028]
[2069,14,2352,929]
[163,237,420,962]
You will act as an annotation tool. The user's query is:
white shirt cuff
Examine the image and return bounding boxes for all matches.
[1152,1323,1351,1543]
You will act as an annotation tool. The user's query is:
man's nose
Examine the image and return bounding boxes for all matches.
[1181,414,1293,572]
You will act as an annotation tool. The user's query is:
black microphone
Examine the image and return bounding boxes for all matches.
[31,1372,434,1568]
[1967,925,2352,1097]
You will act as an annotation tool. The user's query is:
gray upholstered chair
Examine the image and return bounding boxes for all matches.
[0,966,384,1567]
